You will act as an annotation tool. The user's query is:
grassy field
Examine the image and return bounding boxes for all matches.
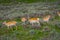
[0,0,60,40]
[0,15,60,40]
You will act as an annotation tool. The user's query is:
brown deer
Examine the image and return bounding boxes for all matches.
[42,15,51,22]
[3,21,17,30]
[28,17,40,26]
[21,17,27,24]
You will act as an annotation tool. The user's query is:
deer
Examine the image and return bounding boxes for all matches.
[57,11,60,16]
[21,17,27,25]
[28,17,40,26]
[42,15,51,22]
[2,21,17,30]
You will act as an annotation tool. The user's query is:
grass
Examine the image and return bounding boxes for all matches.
[0,0,60,39]
[0,16,60,40]
[0,0,59,4]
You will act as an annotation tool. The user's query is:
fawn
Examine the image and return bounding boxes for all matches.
[21,17,27,22]
[21,17,27,24]
[42,15,51,22]
[3,21,17,30]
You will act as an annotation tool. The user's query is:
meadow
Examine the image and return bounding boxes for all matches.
[0,0,60,40]
[0,14,60,40]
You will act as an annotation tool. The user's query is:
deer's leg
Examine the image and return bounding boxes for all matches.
[37,22,40,26]
[31,23,34,26]
[7,26,10,29]
[15,25,17,30]
[46,20,49,23]
[22,22,26,25]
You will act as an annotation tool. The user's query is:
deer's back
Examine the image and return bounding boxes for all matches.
[6,21,17,26]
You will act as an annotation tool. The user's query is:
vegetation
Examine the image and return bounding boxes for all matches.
[0,0,59,4]
[0,0,60,40]
[0,15,60,40]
